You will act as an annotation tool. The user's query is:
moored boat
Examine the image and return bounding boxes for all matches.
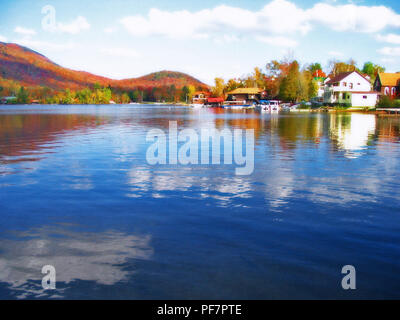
[256,100,281,112]
[222,100,255,109]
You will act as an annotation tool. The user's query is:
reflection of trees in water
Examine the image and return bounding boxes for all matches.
[0,226,153,299]
[0,113,110,162]
[376,116,400,143]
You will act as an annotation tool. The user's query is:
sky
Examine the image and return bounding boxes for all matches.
[0,0,400,85]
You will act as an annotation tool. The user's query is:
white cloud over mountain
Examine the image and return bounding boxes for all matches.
[14,26,36,36]
[57,16,90,34]
[100,47,141,58]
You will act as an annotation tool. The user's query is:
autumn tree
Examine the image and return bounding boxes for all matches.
[225,78,242,92]
[329,59,359,76]
[211,77,225,98]
[120,92,130,104]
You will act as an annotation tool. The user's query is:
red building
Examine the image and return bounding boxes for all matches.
[374,73,400,98]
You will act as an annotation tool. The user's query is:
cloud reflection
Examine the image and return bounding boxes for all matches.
[0,227,153,299]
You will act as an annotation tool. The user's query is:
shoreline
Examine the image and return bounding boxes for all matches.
[1,103,400,116]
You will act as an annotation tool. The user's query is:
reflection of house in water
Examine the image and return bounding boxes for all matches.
[376,116,400,143]
[329,113,376,157]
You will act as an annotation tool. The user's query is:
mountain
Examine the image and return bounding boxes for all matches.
[0,42,208,92]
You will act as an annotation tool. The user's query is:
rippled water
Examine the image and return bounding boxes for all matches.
[0,105,399,299]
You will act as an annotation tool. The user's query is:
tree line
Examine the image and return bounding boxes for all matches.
[211,57,386,103]
[0,79,203,105]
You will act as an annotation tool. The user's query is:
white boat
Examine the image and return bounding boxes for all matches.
[223,100,255,110]
[190,104,204,109]
[257,100,281,113]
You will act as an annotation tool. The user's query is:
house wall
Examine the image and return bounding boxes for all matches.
[351,93,377,108]
[328,73,371,93]
[324,72,373,104]
[381,86,399,98]
[228,94,260,101]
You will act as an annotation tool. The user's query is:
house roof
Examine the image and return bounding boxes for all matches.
[325,71,369,85]
[377,73,400,87]
[227,88,264,95]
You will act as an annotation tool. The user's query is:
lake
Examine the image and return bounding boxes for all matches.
[0,105,399,299]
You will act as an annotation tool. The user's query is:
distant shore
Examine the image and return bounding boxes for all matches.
[1,103,400,116]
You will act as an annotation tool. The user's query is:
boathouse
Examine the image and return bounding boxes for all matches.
[226,88,265,104]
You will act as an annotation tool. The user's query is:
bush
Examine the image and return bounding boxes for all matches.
[376,96,400,108]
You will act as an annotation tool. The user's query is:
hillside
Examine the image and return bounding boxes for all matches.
[0,42,208,92]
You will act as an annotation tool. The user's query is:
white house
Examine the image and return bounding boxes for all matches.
[323,71,378,108]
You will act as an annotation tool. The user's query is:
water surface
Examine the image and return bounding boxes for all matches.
[0,105,399,299]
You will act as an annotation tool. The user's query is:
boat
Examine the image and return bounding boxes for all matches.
[190,104,204,109]
[223,100,255,110]
[256,100,281,113]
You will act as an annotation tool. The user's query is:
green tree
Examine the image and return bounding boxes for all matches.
[308,78,318,99]
[362,62,385,83]
[16,86,29,104]
[308,63,322,74]
[181,85,190,102]
[279,61,301,102]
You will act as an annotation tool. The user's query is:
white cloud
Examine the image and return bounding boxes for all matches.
[13,38,75,51]
[308,3,400,33]
[14,26,36,36]
[0,35,7,42]
[380,57,395,64]
[213,34,239,45]
[328,51,345,57]
[101,47,140,58]
[104,27,117,34]
[376,33,400,45]
[255,35,298,47]
[378,47,400,56]
[119,0,400,40]
[57,16,90,34]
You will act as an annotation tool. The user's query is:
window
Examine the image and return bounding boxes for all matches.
[363,96,367,99]
[343,82,347,87]
[349,83,353,89]
[392,87,396,96]
[384,87,390,95]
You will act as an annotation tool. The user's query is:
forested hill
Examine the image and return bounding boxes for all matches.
[0,42,208,92]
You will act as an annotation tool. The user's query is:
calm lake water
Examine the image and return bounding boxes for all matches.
[0,105,399,299]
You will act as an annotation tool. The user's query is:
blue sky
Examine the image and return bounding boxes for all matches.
[0,0,400,85]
